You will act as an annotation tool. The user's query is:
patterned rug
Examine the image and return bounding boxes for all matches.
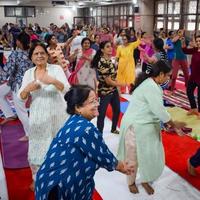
[163,89,191,110]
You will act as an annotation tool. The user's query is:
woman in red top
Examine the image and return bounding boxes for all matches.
[182,35,200,116]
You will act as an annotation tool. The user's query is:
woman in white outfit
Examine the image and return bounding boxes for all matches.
[18,42,70,190]
[0,31,33,141]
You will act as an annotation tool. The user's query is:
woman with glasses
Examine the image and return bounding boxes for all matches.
[35,85,134,200]
[18,42,70,190]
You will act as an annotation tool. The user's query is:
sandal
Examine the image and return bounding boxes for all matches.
[111,130,119,134]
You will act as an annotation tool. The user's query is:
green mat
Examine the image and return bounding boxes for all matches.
[167,107,200,136]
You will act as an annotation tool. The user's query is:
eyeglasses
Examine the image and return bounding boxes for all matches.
[85,98,100,106]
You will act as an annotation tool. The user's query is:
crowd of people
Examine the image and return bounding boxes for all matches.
[0,21,199,199]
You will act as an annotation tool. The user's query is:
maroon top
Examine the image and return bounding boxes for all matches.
[182,47,200,85]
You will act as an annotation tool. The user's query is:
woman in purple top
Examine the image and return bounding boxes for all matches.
[182,35,200,116]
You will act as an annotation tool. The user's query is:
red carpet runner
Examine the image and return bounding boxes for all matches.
[106,98,200,191]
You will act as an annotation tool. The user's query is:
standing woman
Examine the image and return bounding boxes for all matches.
[91,41,125,134]
[116,34,140,93]
[182,35,200,116]
[117,60,184,195]
[45,34,75,71]
[71,38,97,89]
[0,32,33,141]
[18,43,70,188]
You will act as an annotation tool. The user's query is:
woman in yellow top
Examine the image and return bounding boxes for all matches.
[116,34,140,93]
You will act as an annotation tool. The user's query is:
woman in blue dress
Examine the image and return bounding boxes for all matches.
[35,85,134,200]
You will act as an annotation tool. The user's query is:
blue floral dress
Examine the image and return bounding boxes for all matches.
[35,114,118,200]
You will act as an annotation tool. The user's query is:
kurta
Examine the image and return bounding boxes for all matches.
[76,49,97,89]
[35,114,118,200]
[117,78,171,182]
[18,64,70,166]
[116,40,140,84]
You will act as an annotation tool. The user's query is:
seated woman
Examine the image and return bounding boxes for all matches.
[35,85,134,200]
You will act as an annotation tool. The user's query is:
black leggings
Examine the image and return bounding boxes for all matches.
[97,90,120,133]
[186,80,200,111]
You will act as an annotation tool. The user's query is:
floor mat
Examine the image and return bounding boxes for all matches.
[0,120,29,168]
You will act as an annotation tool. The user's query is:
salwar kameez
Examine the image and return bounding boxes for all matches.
[117,78,171,182]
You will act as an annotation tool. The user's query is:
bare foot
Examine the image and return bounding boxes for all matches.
[29,181,35,192]
[187,159,196,176]
[141,182,154,195]
[18,135,29,142]
[129,183,139,194]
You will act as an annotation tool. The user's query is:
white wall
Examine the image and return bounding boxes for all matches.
[137,0,154,34]
[0,6,77,28]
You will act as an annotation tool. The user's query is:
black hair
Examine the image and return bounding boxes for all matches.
[94,34,99,39]
[64,85,94,115]
[81,37,91,47]
[168,31,174,37]
[195,35,200,40]
[31,39,41,46]
[130,60,171,93]
[141,32,147,38]
[153,38,164,50]
[123,34,131,43]
[91,41,111,69]
[45,34,55,47]
[117,29,126,37]
[29,42,48,60]
[16,31,30,50]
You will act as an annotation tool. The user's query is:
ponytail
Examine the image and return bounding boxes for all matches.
[130,60,171,94]
[130,69,152,94]
[91,40,111,69]
[91,49,102,69]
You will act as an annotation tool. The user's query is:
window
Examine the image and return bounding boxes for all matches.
[4,6,35,17]
[90,4,132,30]
[154,0,199,31]
[15,7,23,16]
[26,7,35,17]
[158,3,165,14]
[174,22,180,30]
[174,2,180,14]
[108,6,113,16]
[168,21,172,29]
[114,6,119,15]
[168,3,173,14]
[157,21,164,29]
[188,1,197,14]
[5,7,15,16]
